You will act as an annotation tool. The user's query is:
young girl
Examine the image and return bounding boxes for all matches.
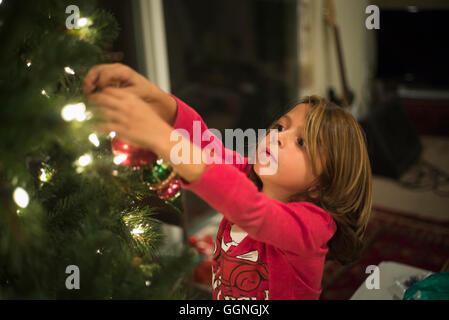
[84,63,372,300]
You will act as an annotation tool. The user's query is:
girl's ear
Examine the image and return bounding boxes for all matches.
[306,179,323,199]
[308,187,320,199]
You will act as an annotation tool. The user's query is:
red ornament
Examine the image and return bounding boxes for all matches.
[111,137,157,167]
[157,178,181,200]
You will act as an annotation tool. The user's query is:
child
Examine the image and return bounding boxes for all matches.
[84,63,372,300]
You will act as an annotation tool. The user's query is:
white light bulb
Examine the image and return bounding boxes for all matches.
[109,131,116,138]
[78,154,92,167]
[75,112,86,122]
[131,224,144,235]
[41,89,50,98]
[77,18,88,27]
[61,102,86,122]
[113,154,127,165]
[64,66,75,75]
[39,168,48,182]
[13,187,29,208]
[88,133,100,147]
[77,17,92,28]
[26,61,31,67]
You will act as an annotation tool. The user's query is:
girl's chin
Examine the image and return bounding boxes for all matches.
[254,162,262,173]
[253,163,275,181]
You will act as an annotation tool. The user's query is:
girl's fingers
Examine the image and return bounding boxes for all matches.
[89,92,123,111]
[94,64,131,91]
[84,64,108,94]
[102,87,132,100]
[96,122,116,134]
[98,106,126,124]
[95,121,125,135]
[84,64,127,94]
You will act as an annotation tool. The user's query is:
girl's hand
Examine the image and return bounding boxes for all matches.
[88,87,207,183]
[88,87,167,150]
[84,63,177,126]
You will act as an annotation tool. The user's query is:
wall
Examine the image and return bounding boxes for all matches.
[298,0,376,120]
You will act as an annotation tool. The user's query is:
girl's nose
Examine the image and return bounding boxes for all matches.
[276,131,286,148]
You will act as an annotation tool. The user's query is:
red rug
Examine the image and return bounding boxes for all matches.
[320,205,449,300]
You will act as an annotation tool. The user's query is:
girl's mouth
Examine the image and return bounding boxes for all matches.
[262,147,277,163]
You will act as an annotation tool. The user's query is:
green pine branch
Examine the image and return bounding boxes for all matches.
[0,0,197,299]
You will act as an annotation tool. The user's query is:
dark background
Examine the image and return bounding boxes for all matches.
[99,0,299,134]
[376,9,449,88]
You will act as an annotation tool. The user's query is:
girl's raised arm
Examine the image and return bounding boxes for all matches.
[170,95,248,173]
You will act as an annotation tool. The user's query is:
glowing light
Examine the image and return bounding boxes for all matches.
[26,61,31,67]
[88,133,100,147]
[61,102,86,122]
[131,224,144,236]
[85,111,93,120]
[145,281,151,287]
[64,66,75,75]
[39,168,48,182]
[109,131,116,138]
[77,17,92,28]
[113,154,127,165]
[41,89,49,98]
[78,154,92,167]
[13,187,29,208]
[77,18,88,27]
[76,113,86,122]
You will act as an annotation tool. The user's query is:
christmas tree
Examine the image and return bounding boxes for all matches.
[0,0,196,299]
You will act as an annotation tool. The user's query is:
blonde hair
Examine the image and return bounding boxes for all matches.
[249,95,373,265]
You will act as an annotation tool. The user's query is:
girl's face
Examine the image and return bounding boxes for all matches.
[254,103,322,203]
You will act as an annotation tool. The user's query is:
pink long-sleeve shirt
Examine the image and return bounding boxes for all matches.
[171,95,337,300]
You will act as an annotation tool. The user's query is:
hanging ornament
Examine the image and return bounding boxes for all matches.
[144,159,181,203]
[111,137,157,167]
[111,137,181,204]
[157,178,181,203]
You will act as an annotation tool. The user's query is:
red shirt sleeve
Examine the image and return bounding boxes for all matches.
[180,162,337,257]
[171,95,249,173]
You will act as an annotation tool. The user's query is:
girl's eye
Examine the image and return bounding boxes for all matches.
[297,138,306,147]
[274,124,284,132]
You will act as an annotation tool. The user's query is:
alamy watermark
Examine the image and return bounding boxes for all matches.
[65,5,81,30]
[365,5,380,30]
[169,122,280,175]
[365,265,380,290]
[65,265,80,290]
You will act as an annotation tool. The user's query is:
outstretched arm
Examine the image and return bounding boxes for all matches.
[84,63,248,172]
[89,89,336,255]
[88,88,207,184]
